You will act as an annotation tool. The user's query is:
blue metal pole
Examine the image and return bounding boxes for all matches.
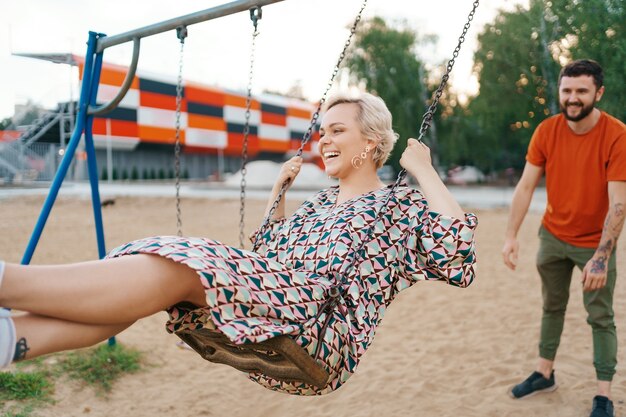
[82,42,117,347]
[21,32,100,265]
[84,43,107,260]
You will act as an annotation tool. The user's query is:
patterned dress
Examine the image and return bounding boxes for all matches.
[107,184,477,395]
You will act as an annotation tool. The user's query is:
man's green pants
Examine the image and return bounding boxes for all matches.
[536,226,617,381]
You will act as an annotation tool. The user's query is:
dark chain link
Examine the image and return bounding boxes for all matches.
[174,26,188,237]
[239,7,262,249]
[418,0,479,141]
[389,0,479,192]
[345,0,480,292]
[252,0,368,252]
[309,2,481,359]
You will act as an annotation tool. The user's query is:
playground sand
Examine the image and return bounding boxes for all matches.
[1,194,624,417]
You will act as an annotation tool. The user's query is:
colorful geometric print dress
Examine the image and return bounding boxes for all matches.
[107,184,477,395]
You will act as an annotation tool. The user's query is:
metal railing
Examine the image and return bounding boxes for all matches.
[0,102,76,183]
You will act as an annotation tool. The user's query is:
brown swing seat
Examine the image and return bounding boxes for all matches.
[176,327,329,388]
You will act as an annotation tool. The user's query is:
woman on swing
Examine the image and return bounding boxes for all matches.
[0,92,477,395]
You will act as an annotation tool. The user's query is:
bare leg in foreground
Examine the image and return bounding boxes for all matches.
[0,255,207,361]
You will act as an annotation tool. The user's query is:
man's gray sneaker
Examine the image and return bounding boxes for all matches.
[510,371,557,399]
[590,395,614,417]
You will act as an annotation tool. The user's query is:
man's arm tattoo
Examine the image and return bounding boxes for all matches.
[590,255,608,274]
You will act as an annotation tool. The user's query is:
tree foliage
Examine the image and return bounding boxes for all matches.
[467,0,626,172]
[0,117,12,130]
[467,2,561,172]
[346,3,626,176]
[345,17,430,171]
[547,0,625,120]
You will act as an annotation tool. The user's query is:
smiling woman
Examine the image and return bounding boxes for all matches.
[317,94,397,192]
[0,91,477,395]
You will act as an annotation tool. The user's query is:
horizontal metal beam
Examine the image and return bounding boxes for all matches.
[96,0,285,53]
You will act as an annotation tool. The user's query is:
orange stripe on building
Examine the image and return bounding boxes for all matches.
[0,130,20,142]
[286,107,312,118]
[225,133,260,156]
[78,64,139,89]
[224,94,260,110]
[99,68,139,88]
[261,112,287,126]
[139,91,183,111]
[185,85,225,106]
[259,138,289,153]
[138,126,183,145]
[182,146,221,155]
[290,139,314,152]
[187,114,226,130]
[109,120,138,137]
[92,119,106,135]
[92,119,138,137]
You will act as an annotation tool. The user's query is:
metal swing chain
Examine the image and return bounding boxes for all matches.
[417,0,480,142]
[239,7,262,249]
[252,0,368,252]
[174,26,188,237]
[352,0,481,281]
[309,0,481,362]
[391,0,479,194]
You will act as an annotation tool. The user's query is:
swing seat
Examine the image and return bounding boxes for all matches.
[176,328,329,388]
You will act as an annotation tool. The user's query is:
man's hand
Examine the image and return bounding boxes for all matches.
[502,237,520,270]
[581,255,609,292]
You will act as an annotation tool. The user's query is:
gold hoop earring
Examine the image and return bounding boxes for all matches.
[351,145,371,169]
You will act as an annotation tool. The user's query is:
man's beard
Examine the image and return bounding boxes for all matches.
[560,100,595,122]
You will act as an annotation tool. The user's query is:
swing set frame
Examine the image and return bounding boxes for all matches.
[19,0,285,350]
[21,0,286,268]
[20,0,480,389]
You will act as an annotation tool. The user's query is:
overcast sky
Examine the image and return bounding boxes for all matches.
[0,0,526,119]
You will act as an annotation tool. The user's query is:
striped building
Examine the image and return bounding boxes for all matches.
[76,57,321,180]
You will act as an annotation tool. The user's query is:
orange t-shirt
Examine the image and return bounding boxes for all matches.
[526,111,626,248]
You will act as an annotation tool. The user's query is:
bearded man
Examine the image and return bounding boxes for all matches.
[502,59,626,417]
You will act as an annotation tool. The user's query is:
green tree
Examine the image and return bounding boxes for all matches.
[14,101,43,126]
[468,0,625,172]
[0,117,12,130]
[548,0,625,120]
[131,166,139,180]
[468,1,561,172]
[345,17,430,171]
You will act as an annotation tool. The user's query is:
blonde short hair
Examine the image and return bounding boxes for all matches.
[324,92,399,169]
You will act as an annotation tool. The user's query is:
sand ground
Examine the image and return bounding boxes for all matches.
[0,194,624,417]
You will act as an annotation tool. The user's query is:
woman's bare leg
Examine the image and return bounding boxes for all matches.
[12,313,133,360]
[0,255,207,325]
